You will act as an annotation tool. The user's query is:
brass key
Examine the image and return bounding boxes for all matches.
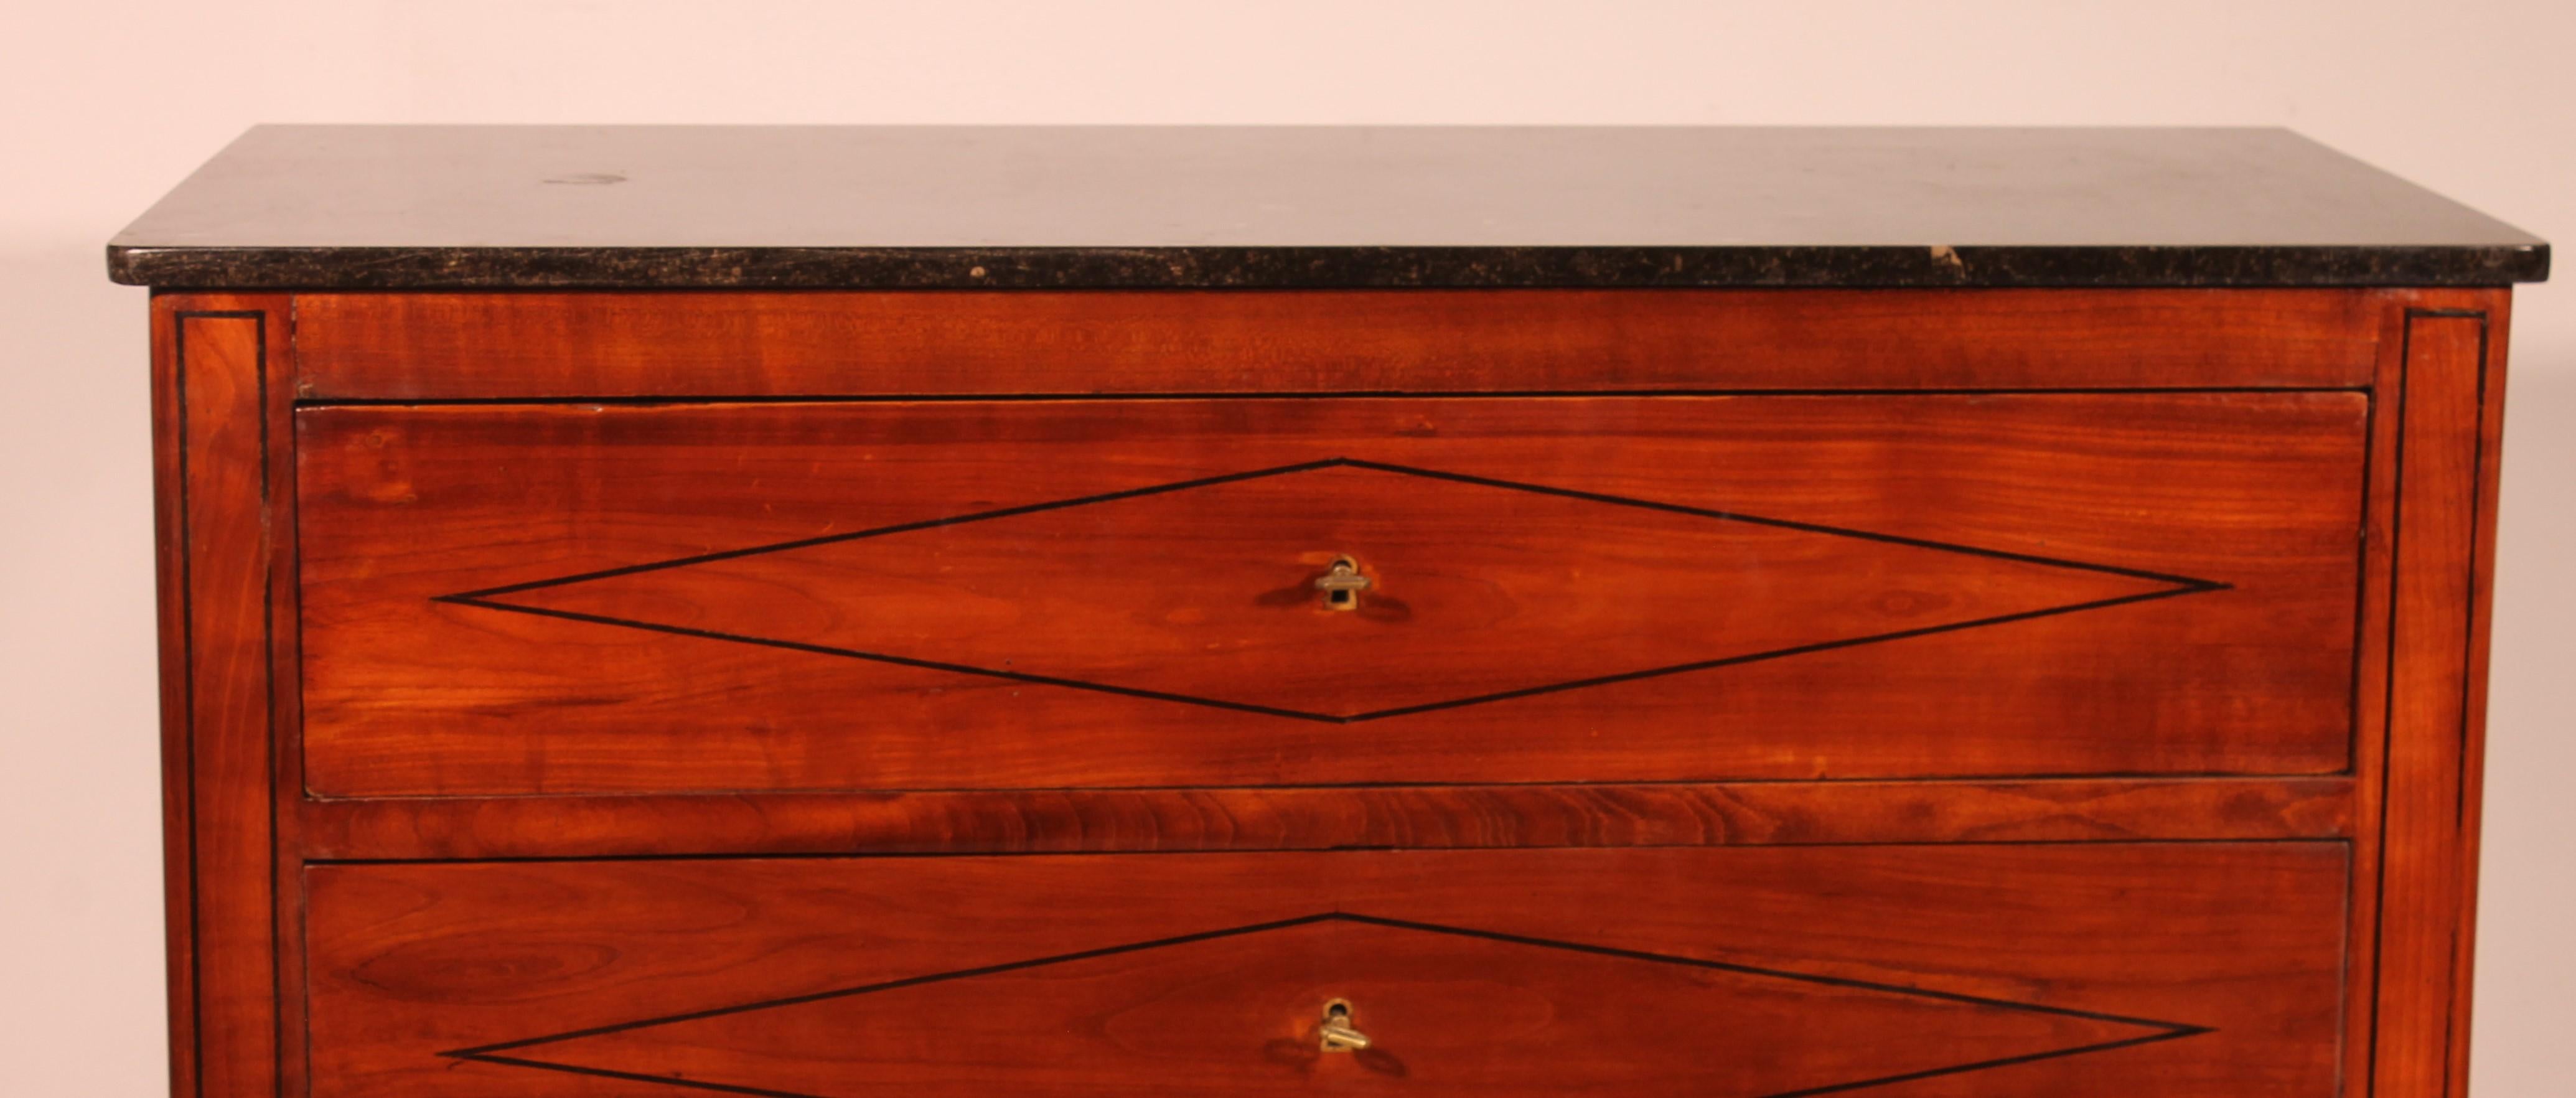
[1314,556,1372,611]
[1319,999,1371,1052]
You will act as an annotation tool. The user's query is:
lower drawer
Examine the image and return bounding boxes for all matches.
[307,844,2343,1096]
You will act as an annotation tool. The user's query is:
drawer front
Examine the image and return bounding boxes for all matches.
[291,289,2381,398]
[307,845,2344,1096]
[298,394,2364,795]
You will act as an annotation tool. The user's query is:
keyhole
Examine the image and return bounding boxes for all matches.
[1314,555,1371,612]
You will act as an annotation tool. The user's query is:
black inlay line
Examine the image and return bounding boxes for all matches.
[446,583,2209,725]
[172,312,200,1098]
[1332,913,2201,1031]
[457,1031,2213,1098]
[309,838,2351,868]
[2459,311,2493,842]
[2359,306,2483,1098]
[1352,914,2196,1031]
[2365,310,2420,1098]
[444,911,2205,1098]
[442,458,1346,600]
[256,309,284,1098]
[170,309,269,1098]
[2336,842,2359,1098]
[1341,586,2209,721]
[2364,307,2490,1098]
[450,455,2226,601]
[2447,309,2492,1098]
[1759,1030,2209,1098]
[2348,380,2379,780]
[321,769,2346,800]
[441,913,1341,1056]
[455,1057,826,1098]
[301,384,2369,408]
[435,596,1347,723]
[1339,458,2225,588]
[438,456,2226,721]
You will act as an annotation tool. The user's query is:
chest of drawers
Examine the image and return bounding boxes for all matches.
[111,126,2544,1097]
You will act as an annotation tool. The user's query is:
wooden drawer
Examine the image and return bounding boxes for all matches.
[297,393,2365,796]
[307,844,2344,1096]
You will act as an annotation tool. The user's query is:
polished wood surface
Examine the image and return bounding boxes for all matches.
[152,296,294,1098]
[293,289,2382,398]
[2358,290,2510,1097]
[297,777,2355,860]
[133,283,2514,1098]
[299,393,2363,795]
[306,845,2345,1097]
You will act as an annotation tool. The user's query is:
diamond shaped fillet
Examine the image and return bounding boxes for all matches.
[441,459,2220,721]
[443,914,2206,1097]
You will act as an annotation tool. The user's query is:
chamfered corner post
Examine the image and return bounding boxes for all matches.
[150,293,297,1098]
[2360,287,2510,1098]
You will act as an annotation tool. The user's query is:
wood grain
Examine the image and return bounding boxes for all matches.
[297,393,2365,795]
[306,845,2346,1097]
[464,458,2201,722]
[297,777,2354,860]
[152,297,292,1098]
[2360,289,2509,1098]
[135,283,2519,1098]
[2452,294,2509,1098]
[290,289,2381,398]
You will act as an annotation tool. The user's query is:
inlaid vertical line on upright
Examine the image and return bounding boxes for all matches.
[2366,303,2496,1098]
[161,303,289,1098]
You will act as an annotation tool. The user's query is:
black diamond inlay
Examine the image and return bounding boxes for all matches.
[438,458,2226,721]
[442,911,2211,1097]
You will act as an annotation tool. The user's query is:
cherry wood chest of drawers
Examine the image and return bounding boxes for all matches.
[111,126,2546,1097]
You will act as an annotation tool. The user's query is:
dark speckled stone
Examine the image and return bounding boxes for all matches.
[106,126,2548,289]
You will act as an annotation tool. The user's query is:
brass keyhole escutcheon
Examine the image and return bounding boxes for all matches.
[1315,556,1372,611]
[1319,998,1371,1052]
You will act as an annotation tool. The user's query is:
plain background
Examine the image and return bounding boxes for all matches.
[3,2,2568,1092]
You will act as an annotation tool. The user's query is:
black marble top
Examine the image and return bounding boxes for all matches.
[107,125,2547,289]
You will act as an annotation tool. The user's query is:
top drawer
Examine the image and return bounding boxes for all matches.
[297,392,2363,797]
[293,289,2379,398]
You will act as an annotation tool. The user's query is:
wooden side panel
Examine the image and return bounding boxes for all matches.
[153,297,293,1098]
[306,845,2347,1097]
[291,289,2381,398]
[2451,296,2508,1098]
[296,394,2366,795]
[2365,291,2509,1098]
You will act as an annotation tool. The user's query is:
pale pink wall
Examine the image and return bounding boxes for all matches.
[2,2,2568,1092]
